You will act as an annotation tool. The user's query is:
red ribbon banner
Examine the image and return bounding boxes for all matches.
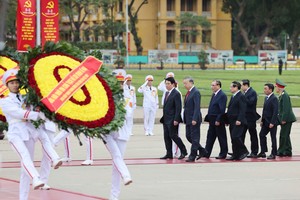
[17,0,36,52]
[41,56,103,112]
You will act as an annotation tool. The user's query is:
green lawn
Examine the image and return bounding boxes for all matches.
[122,69,300,108]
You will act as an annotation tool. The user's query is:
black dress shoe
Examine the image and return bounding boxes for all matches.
[196,149,208,160]
[247,153,258,158]
[215,155,226,159]
[178,152,188,160]
[238,152,248,160]
[160,155,173,159]
[257,152,266,158]
[185,157,196,162]
[225,156,237,161]
[267,154,276,159]
[227,152,233,156]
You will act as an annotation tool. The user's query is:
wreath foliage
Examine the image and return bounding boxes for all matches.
[18,41,125,138]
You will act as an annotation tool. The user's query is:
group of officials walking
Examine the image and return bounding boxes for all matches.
[148,72,296,162]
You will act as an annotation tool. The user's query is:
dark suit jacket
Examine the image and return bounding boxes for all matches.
[205,89,227,123]
[244,87,260,122]
[226,91,247,125]
[262,93,279,126]
[161,89,182,124]
[183,87,202,125]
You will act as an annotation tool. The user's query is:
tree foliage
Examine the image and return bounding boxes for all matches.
[222,0,291,55]
[59,0,102,42]
[177,12,211,52]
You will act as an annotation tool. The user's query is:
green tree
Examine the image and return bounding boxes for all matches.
[177,12,211,52]
[222,0,289,55]
[284,0,300,58]
[59,0,102,42]
[128,0,149,55]
[101,0,125,47]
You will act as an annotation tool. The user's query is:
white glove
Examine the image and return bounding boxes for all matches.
[38,112,46,120]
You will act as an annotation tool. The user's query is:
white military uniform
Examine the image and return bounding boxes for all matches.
[0,93,61,200]
[138,75,159,136]
[105,70,132,200]
[123,74,136,136]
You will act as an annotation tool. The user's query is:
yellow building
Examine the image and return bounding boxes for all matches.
[60,0,232,54]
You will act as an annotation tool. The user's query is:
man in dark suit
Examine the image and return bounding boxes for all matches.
[160,77,188,160]
[204,80,228,159]
[258,83,279,159]
[183,77,207,162]
[241,79,260,158]
[226,81,249,160]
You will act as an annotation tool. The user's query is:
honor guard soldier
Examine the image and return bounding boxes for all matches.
[0,69,62,200]
[105,69,132,200]
[138,75,159,136]
[123,74,137,136]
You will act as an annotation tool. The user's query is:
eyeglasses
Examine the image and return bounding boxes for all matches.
[211,84,217,86]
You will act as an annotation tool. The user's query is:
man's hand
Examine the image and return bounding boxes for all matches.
[38,112,46,120]
[192,120,197,125]
[269,123,274,128]
[236,120,241,126]
[281,121,286,125]
[215,121,220,126]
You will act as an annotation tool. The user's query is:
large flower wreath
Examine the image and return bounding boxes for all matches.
[18,42,126,138]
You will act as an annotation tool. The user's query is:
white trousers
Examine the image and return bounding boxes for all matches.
[10,137,37,200]
[125,114,134,135]
[53,130,72,159]
[84,135,93,160]
[10,129,60,200]
[143,107,157,134]
[104,134,130,199]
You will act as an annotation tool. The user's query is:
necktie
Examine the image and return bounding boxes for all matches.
[150,87,152,91]
[164,91,169,103]
[128,85,130,89]
[185,91,190,102]
[16,94,21,102]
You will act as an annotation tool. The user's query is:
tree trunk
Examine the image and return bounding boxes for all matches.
[0,0,9,42]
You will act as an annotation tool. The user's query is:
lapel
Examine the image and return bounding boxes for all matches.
[164,90,174,105]
[185,87,194,104]
[229,91,240,108]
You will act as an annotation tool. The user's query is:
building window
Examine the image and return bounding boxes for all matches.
[202,0,211,12]
[180,30,196,43]
[167,0,175,11]
[167,30,175,43]
[119,1,123,12]
[167,21,176,43]
[181,0,197,12]
[202,30,211,43]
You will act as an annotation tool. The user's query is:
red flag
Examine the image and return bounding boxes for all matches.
[17,0,36,51]
[41,0,59,45]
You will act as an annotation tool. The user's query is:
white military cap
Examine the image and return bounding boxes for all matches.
[125,74,133,81]
[166,72,174,78]
[2,68,19,85]
[145,75,154,81]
